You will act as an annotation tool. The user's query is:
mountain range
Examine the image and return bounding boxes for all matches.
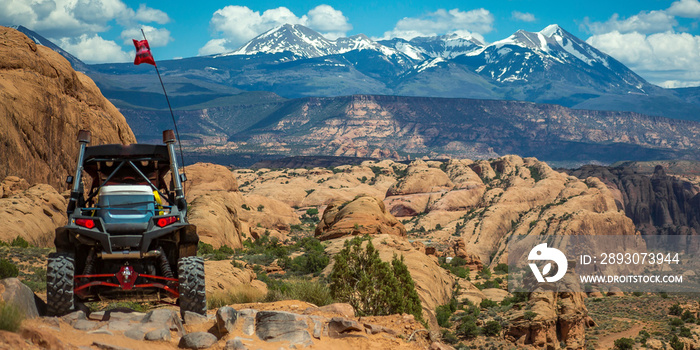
[10,24,700,166]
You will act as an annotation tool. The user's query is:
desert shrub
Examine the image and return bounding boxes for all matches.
[679,326,692,338]
[669,317,684,327]
[457,315,480,338]
[329,236,422,321]
[103,301,148,313]
[524,311,537,320]
[197,242,215,255]
[265,279,334,307]
[0,259,19,279]
[613,337,634,350]
[480,299,498,309]
[441,330,459,344]
[669,303,683,316]
[682,310,696,323]
[483,320,501,336]
[660,292,669,298]
[10,236,30,248]
[670,334,684,350]
[306,208,319,216]
[0,302,24,332]
[636,329,650,344]
[494,263,509,274]
[436,298,458,328]
[479,267,492,279]
[22,267,47,292]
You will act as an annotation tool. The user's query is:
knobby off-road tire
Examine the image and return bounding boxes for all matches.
[178,256,206,317]
[46,252,75,316]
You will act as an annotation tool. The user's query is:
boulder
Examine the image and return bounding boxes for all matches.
[216,306,238,335]
[255,311,313,346]
[315,196,406,240]
[0,278,40,318]
[178,332,218,349]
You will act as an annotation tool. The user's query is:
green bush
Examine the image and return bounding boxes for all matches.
[479,267,492,279]
[483,320,501,336]
[441,330,459,344]
[457,315,480,338]
[436,298,458,328]
[670,335,684,350]
[0,259,19,279]
[480,299,498,309]
[524,311,537,320]
[0,302,24,332]
[669,317,684,327]
[679,326,692,338]
[306,208,319,216]
[494,263,509,274]
[329,237,423,321]
[682,310,696,323]
[669,303,683,316]
[197,242,215,255]
[10,236,30,248]
[613,337,634,350]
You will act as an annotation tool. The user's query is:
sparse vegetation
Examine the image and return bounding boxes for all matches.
[0,302,24,332]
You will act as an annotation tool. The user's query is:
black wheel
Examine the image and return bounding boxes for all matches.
[178,256,206,317]
[46,252,75,316]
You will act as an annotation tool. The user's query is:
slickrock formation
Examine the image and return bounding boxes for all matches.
[0,178,66,246]
[0,26,135,189]
[185,162,300,248]
[315,195,407,240]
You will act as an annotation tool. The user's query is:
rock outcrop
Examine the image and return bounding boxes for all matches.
[567,163,700,236]
[0,26,135,189]
[0,180,67,246]
[315,196,406,240]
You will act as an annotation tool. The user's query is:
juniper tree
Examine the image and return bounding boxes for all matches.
[329,236,423,321]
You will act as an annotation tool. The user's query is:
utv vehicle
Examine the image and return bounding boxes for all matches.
[47,130,205,317]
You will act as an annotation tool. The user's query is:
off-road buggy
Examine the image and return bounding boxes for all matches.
[47,130,205,317]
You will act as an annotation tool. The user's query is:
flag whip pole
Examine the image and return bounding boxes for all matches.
[140,29,187,195]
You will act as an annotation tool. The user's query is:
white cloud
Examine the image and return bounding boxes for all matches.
[582,11,676,35]
[307,5,352,39]
[512,11,536,23]
[380,8,494,40]
[587,31,700,86]
[0,0,171,62]
[202,5,353,55]
[133,4,170,25]
[199,39,229,56]
[121,26,172,47]
[58,34,131,63]
[668,0,700,18]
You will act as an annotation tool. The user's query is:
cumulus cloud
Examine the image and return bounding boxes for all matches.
[380,8,494,40]
[0,0,171,63]
[581,11,676,35]
[668,0,700,18]
[307,4,352,39]
[201,5,352,55]
[121,26,172,47]
[58,34,131,63]
[512,11,536,23]
[587,31,700,86]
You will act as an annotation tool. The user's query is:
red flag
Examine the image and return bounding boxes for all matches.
[133,39,156,66]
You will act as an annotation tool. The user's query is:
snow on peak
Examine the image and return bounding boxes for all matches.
[539,24,563,37]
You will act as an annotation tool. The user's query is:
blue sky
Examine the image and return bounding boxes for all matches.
[3,0,700,87]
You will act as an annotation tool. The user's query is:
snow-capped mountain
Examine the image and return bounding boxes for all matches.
[379,33,485,60]
[449,24,651,99]
[224,24,411,62]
